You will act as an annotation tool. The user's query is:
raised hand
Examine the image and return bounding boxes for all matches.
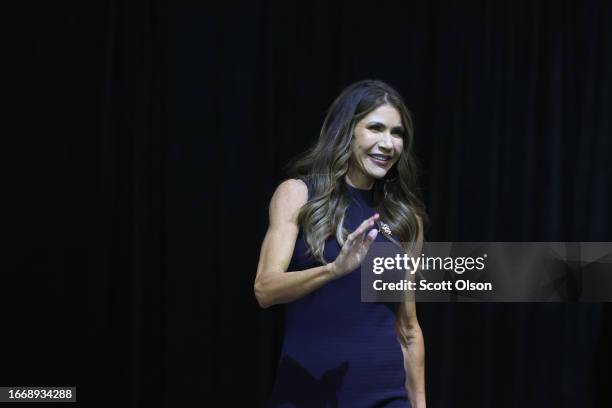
[329,213,380,279]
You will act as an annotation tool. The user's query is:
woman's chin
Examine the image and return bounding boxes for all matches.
[366,169,388,179]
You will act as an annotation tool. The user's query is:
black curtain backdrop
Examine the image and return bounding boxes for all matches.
[5,1,611,407]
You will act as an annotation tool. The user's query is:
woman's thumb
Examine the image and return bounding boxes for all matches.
[367,228,378,240]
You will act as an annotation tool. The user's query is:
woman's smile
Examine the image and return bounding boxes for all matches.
[368,153,392,167]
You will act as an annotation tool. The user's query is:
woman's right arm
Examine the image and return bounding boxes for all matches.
[254,179,379,309]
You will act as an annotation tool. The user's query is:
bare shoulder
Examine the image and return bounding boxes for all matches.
[269,178,309,226]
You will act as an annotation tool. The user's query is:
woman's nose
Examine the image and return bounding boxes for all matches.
[378,132,393,149]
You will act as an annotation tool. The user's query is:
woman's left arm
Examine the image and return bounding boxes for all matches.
[396,298,426,408]
[396,215,426,407]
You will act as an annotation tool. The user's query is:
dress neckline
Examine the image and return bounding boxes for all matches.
[345,182,374,206]
[346,184,372,192]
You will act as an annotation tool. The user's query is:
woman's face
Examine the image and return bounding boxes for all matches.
[349,104,404,185]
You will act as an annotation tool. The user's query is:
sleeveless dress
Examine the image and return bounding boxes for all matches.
[270,178,410,408]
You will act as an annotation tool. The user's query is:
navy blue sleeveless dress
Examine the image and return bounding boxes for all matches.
[270,179,410,408]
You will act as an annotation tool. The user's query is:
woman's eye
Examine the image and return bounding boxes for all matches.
[368,125,383,132]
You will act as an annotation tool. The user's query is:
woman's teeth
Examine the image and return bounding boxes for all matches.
[369,154,389,162]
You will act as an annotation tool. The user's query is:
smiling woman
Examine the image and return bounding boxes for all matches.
[254,80,428,407]
[350,104,405,188]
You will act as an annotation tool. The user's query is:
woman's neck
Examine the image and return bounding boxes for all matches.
[345,170,374,190]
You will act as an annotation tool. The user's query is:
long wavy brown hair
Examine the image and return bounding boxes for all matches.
[285,79,428,264]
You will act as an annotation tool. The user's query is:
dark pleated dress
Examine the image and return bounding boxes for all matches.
[270,178,410,408]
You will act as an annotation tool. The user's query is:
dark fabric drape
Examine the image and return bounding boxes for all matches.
[5,1,611,407]
[5,1,167,407]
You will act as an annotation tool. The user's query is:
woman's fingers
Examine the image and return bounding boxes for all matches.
[366,228,378,242]
[347,213,380,242]
[357,214,379,239]
[335,215,381,276]
[360,228,378,249]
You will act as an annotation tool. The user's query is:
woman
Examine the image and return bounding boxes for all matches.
[255,80,428,407]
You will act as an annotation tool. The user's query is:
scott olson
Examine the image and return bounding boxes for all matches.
[373,279,493,291]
